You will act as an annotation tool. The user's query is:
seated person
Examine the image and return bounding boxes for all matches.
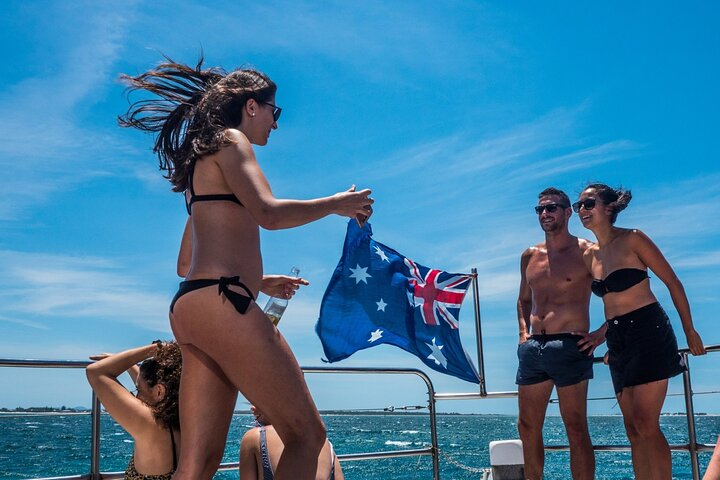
[86,341,181,479]
[240,405,343,480]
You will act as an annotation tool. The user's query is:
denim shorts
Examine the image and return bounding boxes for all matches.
[606,302,686,394]
[516,333,594,388]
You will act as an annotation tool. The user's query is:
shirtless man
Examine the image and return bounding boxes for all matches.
[516,187,606,480]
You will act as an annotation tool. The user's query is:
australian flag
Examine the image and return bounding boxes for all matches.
[315,221,480,383]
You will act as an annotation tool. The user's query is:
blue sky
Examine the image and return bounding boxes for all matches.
[0,1,718,416]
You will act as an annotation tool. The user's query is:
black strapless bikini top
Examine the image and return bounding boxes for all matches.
[591,268,648,297]
[185,164,243,215]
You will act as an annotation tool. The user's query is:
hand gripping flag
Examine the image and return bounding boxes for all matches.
[316,221,480,383]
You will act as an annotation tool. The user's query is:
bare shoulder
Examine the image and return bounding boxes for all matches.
[241,426,260,445]
[613,227,649,246]
[624,228,650,240]
[521,244,544,260]
[217,129,255,162]
[528,243,546,254]
[623,228,659,252]
[223,128,250,145]
[239,426,261,476]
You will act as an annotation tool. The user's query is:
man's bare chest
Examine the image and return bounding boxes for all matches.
[526,253,587,288]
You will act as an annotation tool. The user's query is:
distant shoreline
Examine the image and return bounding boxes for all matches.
[0,407,90,413]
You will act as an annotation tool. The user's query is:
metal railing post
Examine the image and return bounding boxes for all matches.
[90,392,102,480]
[470,268,486,396]
[681,353,700,480]
[426,377,440,480]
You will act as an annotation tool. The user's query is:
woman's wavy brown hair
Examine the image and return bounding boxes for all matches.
[118,54,276,192]
[139,341,182,430]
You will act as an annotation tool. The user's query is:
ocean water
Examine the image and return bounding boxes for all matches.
[0,413,717,479]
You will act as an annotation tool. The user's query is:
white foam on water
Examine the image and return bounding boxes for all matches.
[384,440,412,447]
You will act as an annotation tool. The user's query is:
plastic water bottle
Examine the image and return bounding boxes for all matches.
[263,266,300,326]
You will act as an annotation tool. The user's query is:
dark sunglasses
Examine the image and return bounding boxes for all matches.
[262,101,282,122]
[534,203,567,214]
[572,198,597,213]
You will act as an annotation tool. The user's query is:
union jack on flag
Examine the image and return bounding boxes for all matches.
[405,259,471,329]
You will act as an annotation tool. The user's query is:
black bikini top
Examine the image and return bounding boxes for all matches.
[185,164,243,214]
[591,268,648,297]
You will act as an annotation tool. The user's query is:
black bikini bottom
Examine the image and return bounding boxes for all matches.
[170,276,255,314]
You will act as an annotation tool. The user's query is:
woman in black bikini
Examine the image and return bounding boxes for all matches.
[86,341,181,480]
[576,183,705,479]
[118,56,373,480]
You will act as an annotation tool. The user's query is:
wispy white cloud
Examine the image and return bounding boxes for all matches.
[0,250,171,333]
[674,250,720,269]
[370,107,641,187]
[619,174,720,243]
[0,340,102,361]
[0,2,139,221]
[503,140,643,185]
[0,315,49,330]
[137,1,513,83]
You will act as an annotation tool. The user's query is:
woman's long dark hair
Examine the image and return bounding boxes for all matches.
[118,54,276,192]
[139,341,182,430]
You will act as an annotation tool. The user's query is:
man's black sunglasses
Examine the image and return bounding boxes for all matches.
[572,198,597,213]
[262,102,282,122]
[534,203,567,215]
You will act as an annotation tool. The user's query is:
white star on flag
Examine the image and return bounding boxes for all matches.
[368,329,383,342]
[376,298,387,312]
[349,264,372,284]
[373,245,390,262]
[426,337,447,368]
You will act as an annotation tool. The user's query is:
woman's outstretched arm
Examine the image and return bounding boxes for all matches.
[217,132,373,230]
[631,230,706,355]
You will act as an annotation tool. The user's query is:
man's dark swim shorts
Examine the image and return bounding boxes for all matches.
[605,302,686,394]
[516,333,593,387]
